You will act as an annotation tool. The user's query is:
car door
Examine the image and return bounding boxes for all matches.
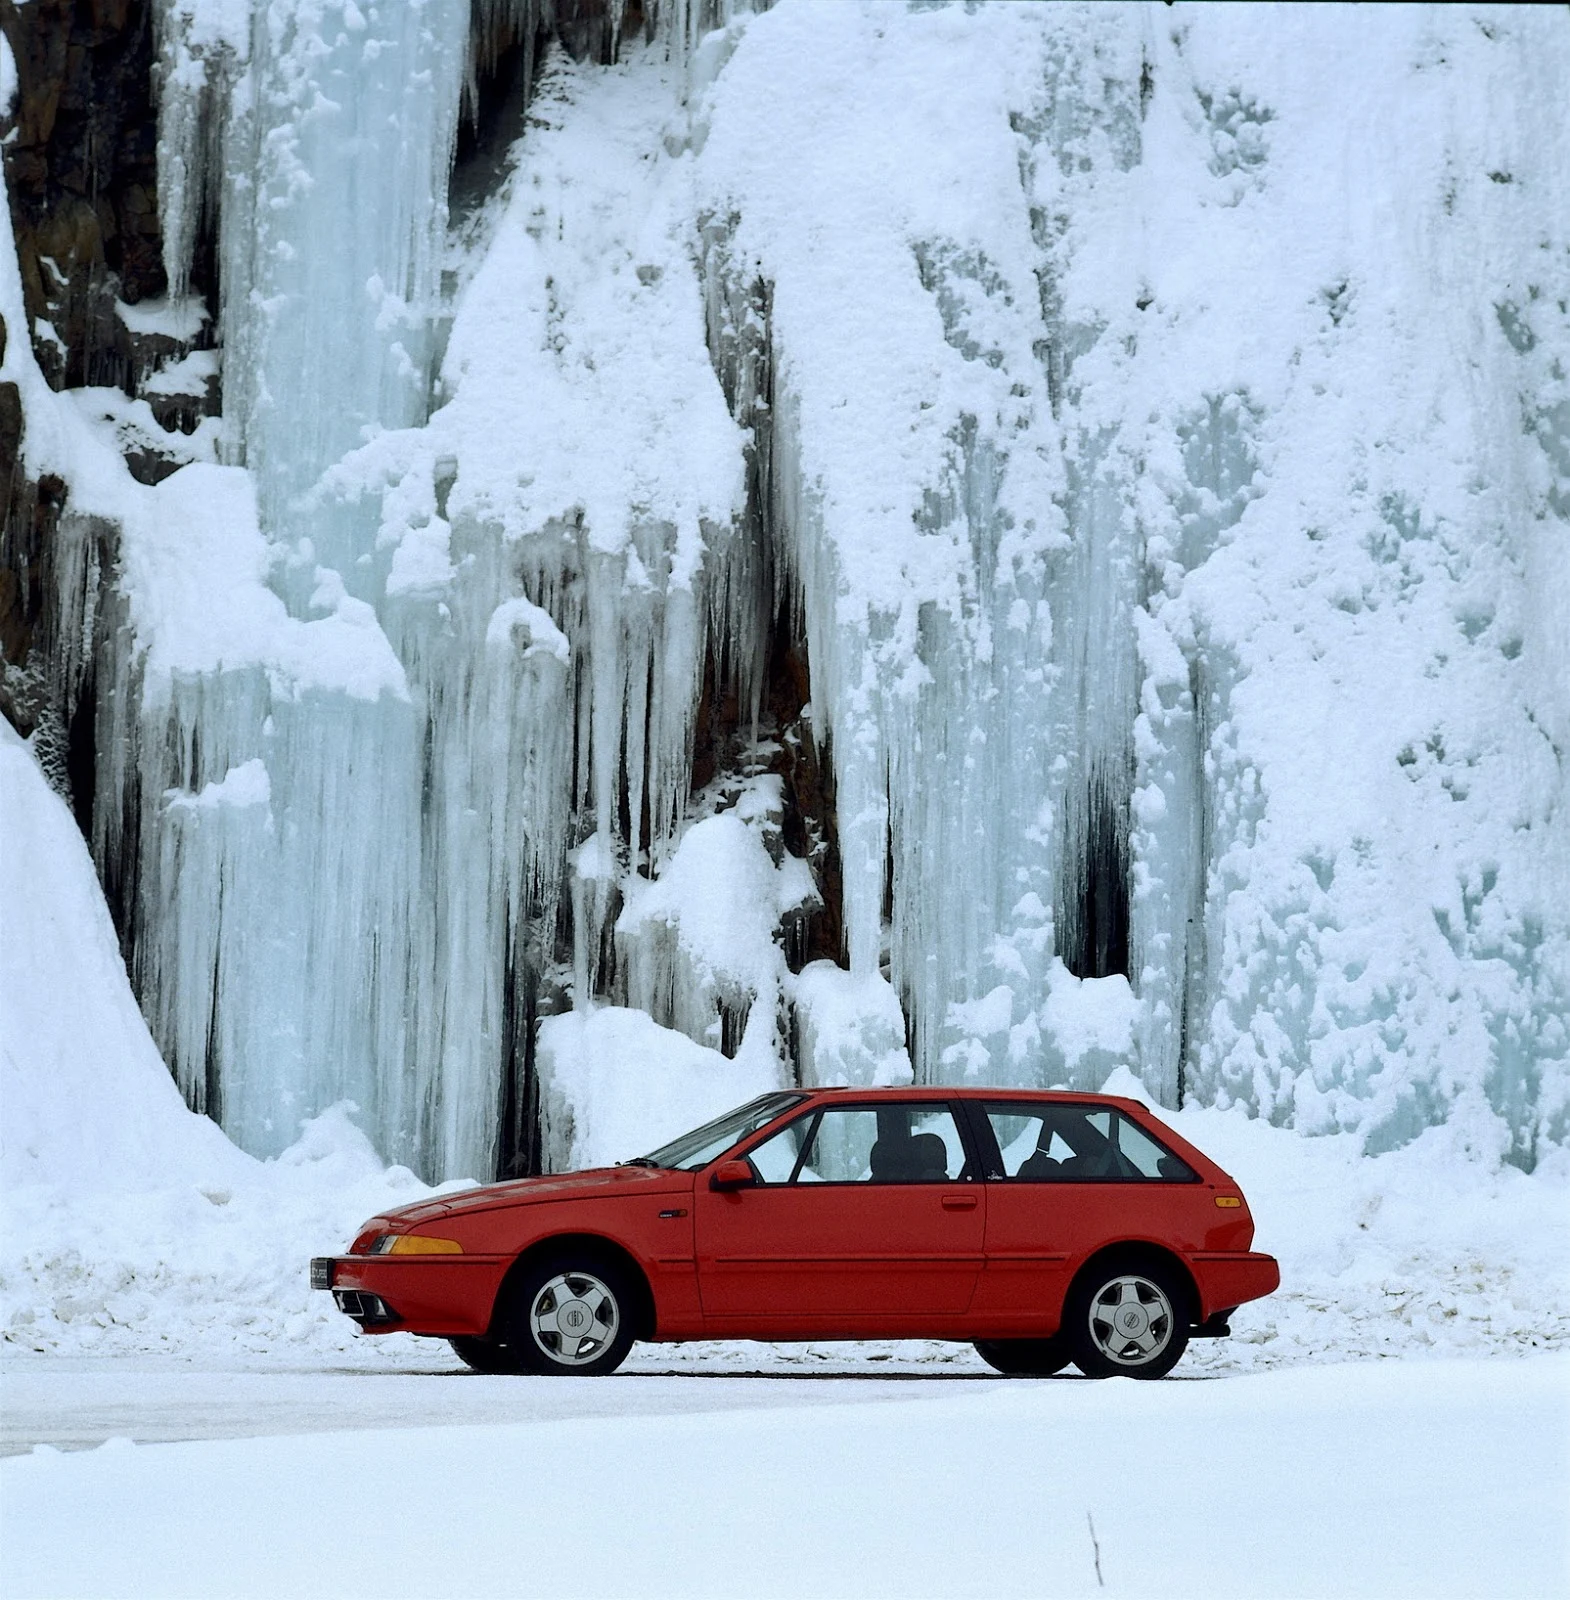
[694,1101,985,1333]
[965,1100,1201,1335]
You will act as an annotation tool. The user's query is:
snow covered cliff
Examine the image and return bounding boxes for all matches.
[3,1,1567,1181]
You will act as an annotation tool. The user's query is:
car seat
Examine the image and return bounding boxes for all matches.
[869,1132,950,1182]
[1016,1149,1065,1179]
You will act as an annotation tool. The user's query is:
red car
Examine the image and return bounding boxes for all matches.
[312,1087,1278,1379]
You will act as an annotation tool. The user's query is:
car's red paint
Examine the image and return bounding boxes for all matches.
[315,1088,1279,1360]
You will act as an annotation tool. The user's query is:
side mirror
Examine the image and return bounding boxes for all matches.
[709,1158,756,1192]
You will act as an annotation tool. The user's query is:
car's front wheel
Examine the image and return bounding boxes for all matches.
[1064,1261,1190,1379]
[504,1256,637,1376]
[973,1338,1070,1377]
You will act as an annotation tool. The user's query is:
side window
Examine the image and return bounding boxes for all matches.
[982,1104,1195,1182]
[744,1114,817,1184]
[800,1108,879,1183]
[746,1105,969,1183]
[1116,1115,1197,1181]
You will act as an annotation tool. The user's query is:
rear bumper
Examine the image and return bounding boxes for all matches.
[309,1255,510,1338]
[1188,1250,1280,1321]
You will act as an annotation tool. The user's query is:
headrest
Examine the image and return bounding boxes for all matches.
[870,1130,951,1181]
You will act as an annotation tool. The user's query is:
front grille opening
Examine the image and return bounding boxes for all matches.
[333,1290,400,1327]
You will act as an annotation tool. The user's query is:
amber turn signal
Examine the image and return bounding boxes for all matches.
[1214,1195,1243,1208]
[384,1235,464,1254]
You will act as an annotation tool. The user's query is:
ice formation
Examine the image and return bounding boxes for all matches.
[3,2,1567,1180]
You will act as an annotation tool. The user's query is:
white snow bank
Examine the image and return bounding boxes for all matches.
[113,296,209,342]
[536,1006,781,1173]
[1108,1069,1570,1373]
[4,1357,1565,1600]
[140,346,219,397]
[616,810,813,1075]
[0,1107,452,1367]
[63,386,221,473]
[1043,964,1140,1070]
[0,722,247,1192]
[433,48,744,562]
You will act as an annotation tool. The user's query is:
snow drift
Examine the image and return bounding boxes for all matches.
[0,720,243,1191]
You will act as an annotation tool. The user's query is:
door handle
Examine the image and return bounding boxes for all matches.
[941,1194,979,1210]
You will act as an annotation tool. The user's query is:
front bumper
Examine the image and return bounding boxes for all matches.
[308,1254,509,1338]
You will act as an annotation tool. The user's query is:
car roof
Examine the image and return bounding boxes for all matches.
[800,1085,1136,1106]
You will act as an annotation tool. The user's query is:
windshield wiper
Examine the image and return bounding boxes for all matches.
[618,1156,662,1168]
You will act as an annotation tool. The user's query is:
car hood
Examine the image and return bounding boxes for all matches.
[381,1165,691,1225]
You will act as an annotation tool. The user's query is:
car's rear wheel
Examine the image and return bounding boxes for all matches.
[973,1338,1071,1377]
[447,1336,526,1374]
[504,1256,637,1376]
[1064,1261,1190,1379]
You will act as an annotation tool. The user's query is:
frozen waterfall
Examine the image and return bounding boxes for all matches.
[4,0,1566,1180]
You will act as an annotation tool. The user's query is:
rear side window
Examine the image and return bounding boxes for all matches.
[981,1103,1197,1183]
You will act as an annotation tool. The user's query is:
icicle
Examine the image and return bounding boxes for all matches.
[152,1,248,302]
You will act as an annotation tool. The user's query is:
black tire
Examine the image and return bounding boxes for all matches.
[503,1254,638,1376]
[448,1336,526,1374]
[974,1338,1071,1377]
[1064,1258,1191,1380]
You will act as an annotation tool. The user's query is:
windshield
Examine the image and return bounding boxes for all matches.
[634,1093,806,1172]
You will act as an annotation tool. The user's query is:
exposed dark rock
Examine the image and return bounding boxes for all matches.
[1,0,169,391]
[553,0,646,65]
[1058,759,1132,982]
[0,466,81,810]
[1,3,224,799]
[0,387,69,739]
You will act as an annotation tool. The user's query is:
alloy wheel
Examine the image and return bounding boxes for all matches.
[1086,1273,1174,1368]
[528,1269,620,1366]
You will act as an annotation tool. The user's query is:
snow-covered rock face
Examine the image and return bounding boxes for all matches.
[4,1,1567,1179]
[694,2,1570,1164]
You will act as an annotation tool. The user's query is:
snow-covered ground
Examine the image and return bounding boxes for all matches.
[5,720,1565,1383]
[5,1094,1565,1376]
[4,1358,1565,1599]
